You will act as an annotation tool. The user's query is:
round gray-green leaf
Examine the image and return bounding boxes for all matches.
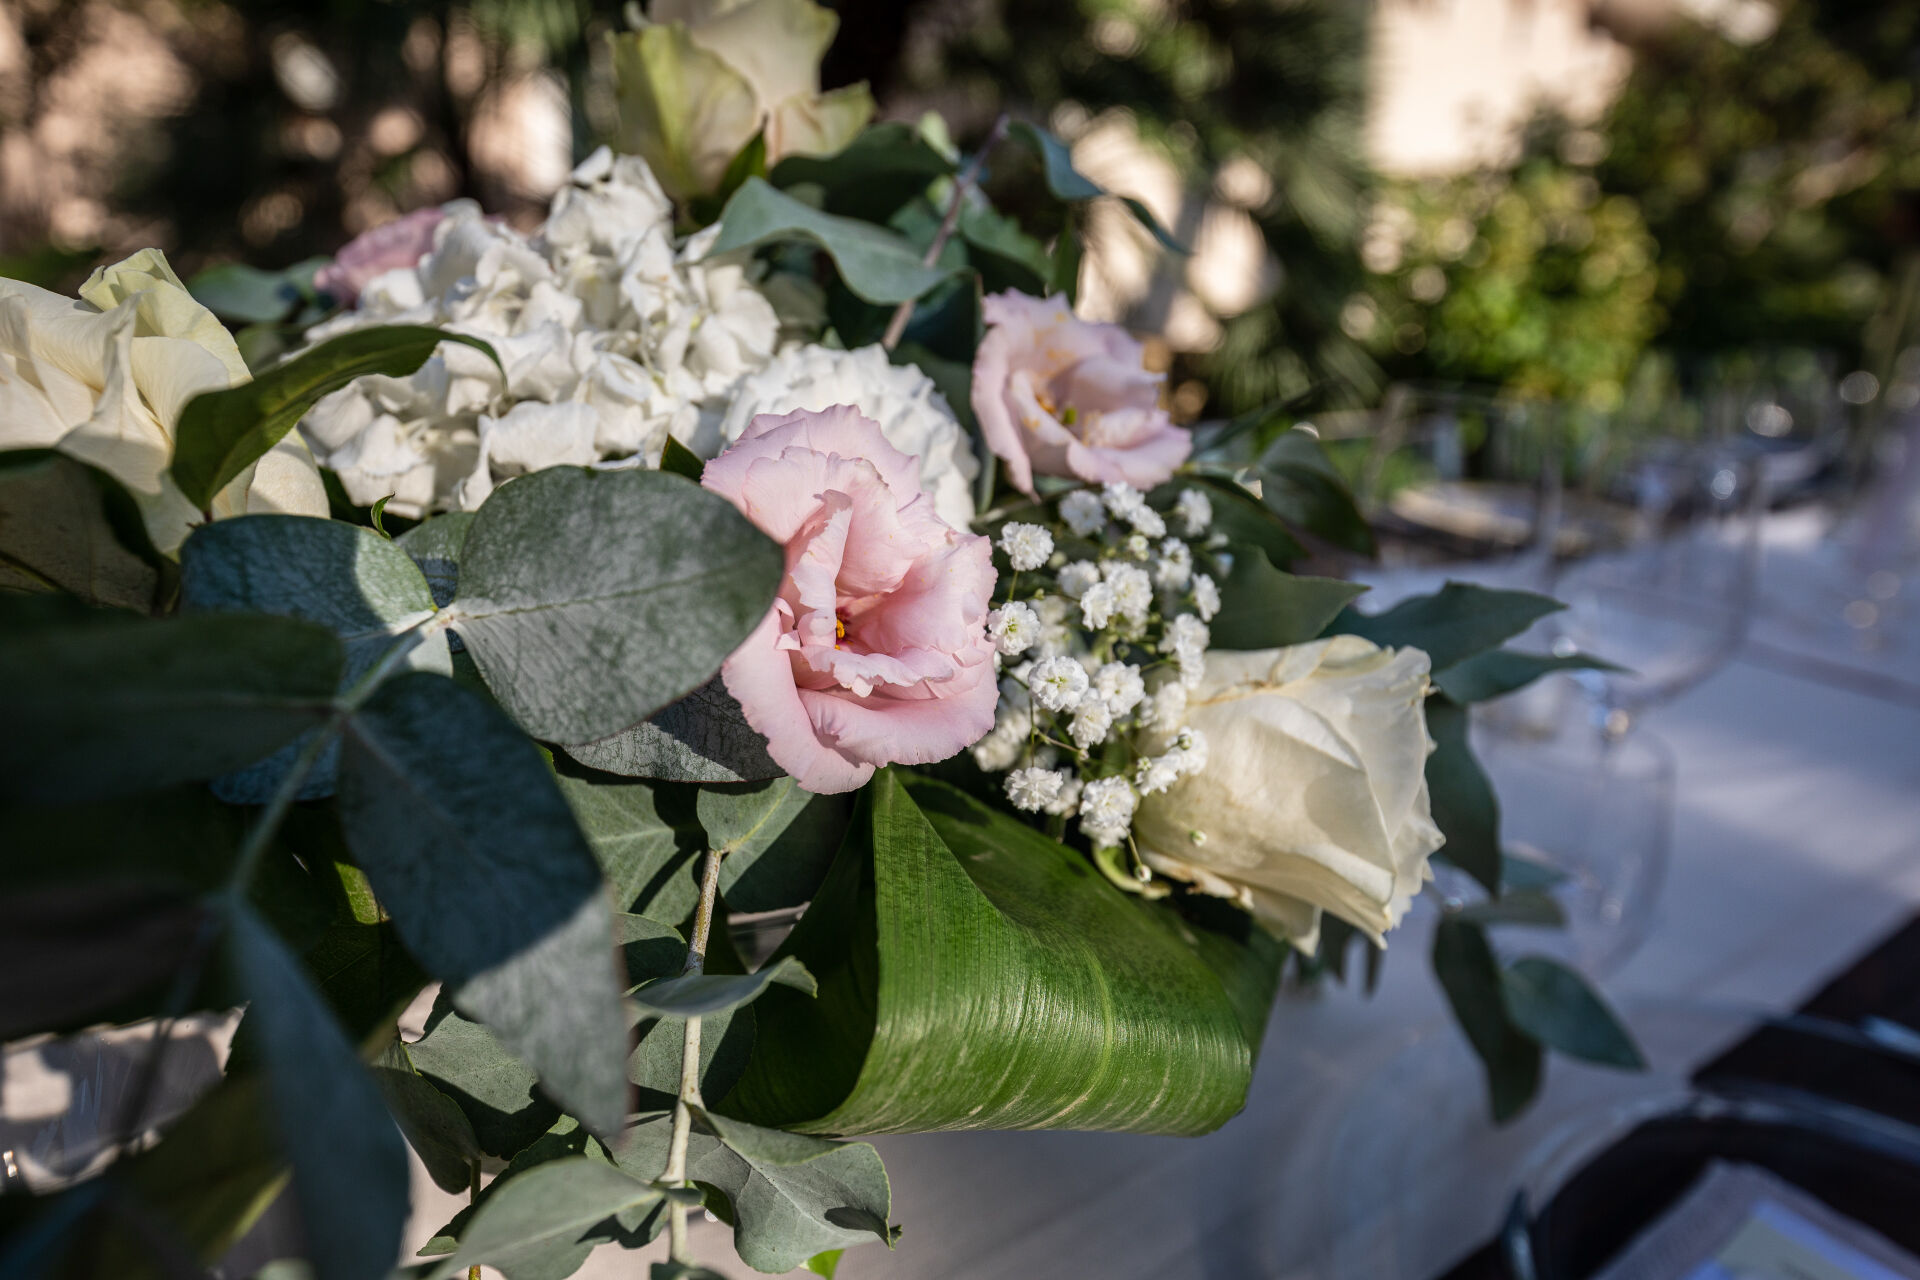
[449,467,782,746]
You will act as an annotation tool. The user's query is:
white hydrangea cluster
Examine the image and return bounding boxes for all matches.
[973,482,1229,873]
[300,147,797,517]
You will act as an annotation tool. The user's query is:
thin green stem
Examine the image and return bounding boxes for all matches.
[665,845,726,1265]
[882,112,1011,351]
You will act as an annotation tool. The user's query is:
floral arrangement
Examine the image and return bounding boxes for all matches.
[0,3,1639,1277]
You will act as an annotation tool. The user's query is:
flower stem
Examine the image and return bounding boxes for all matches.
[665,845,726,1264]
[468,1159,482,1280]
[882,113,1011,351]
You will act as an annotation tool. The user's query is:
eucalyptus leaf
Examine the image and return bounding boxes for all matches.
[406,992,559,1161]
[1433,648,1622,704]
[563,679,781,784]
[0,449,166,610]
[423,1157,665,1280]
[1432,917,1541,1122]
[1501,956,1645,1069]
[612,1110,895,1274]
[225,901,410,1280]
[397,511,476,609]
[711,178,957,305]
[0,611,340,805]
[0,881,207,1040]
[417,1116,615,1260]
[1007,121,1184,253]
[180,514,449,802]
[805,1251,844,1278]
[1207,541,1366,650]
[631,956,816,1019]
[552,764,704,920]
[1336,582,1562,671]
[373,1053,484,1195]
[769,121,955,223]
[620,910,759,1111]
[171,325,501,509]
[726,772,1282,1136]
[450,467,782,746]
[697,776,816,859]
[188,260,313,325]
[1424,697,1502,895]
[337,671,629,1137]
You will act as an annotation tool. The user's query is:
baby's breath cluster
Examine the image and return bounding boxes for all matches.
[975,482,1228,872]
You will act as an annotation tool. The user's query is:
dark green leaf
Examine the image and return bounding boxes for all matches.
[1453,889,1565,928]
[563,679,781,784]
[1501,852,1571,892]
[1050,219,1083,304]
[711,178,958,305]
[406,992,559,1161]
[1207,542,1366,650]
[1007,121,1184,252]
[725,772,1280,1136]
[450,467,782,746]
[188,261,310,325]
[770,121,955,223]
[1424,697,1502,895]
[657,435,705,482]
[396,511,475,609]
[225,901,410,1280]
[552,764,704,918]
[697,776,815,859]
[1173,473,1305,568]
[631,956,815,1019]
[1258,429,1376,556]
[171,325,500,509]
[1500,956,1645,1069]
[1335,582,1562,672]
[422,1157,664,1280]
[612,1110,894,1274]
[180,514,449,802]
[337,671,629,1137]
[1433,918,1541,1122]
[373,1053,483,1195]
[958,202,1052,294]
[0,611,340,805]
[0,449,166,610]
[113,1075,288,1268]
[1433,649,1622,704]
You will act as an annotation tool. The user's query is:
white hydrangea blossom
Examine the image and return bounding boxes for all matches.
[1059,489,1107,538]
[301,147,795,517]
[998,522,1054,571]
[1006,766,1067,813]
[1029,656,1090,712]
[1174,488,1212,536]
[987,601,1040,657]
[717,342,979,531]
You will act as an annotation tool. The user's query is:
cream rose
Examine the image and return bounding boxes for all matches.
[0,249,327,555]
[1132,636,1444,951]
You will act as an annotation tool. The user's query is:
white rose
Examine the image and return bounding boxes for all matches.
[0,249,327,555]
[1132,636,1443,951]
[716,344,980,531]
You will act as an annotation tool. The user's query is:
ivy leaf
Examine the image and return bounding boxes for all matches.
[711,178,958,305]
[1007,121,1184,253]
[1500,956,1645,1069]
[421,1157,666,1280]
[1207,541,1366,650]
[449,467,782,746]
[631,956,816,1019]
[725,772,1282,1136]
[1335,582,1562,671]
[0,610,340,805]
[0,449,167,611]
[225,901,410,1280]
[180,514,450,803]
[563,679,781,785]
[1424,696,1502,895]
[393,512,474,612]
[1432,917,1541,1122]
[1433,648,1623,704]
[337,672,630,1138]
[613,1110,895,1274]
[171,325,500,510]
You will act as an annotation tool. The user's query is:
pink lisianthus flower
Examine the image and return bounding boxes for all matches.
[703,405,1000,794]
[314,207,447,306]
[971,291,1191,495]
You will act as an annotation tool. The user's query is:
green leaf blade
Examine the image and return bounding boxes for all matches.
[423,1156,664,1280]
[1336,582,1562,671]
[172,325,499,510]
[631,956,816,1019]
[1206,541,1366,650]
[711,178,958,305]
[1501,956,1645,1069]
[1432,917,1541,1123]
